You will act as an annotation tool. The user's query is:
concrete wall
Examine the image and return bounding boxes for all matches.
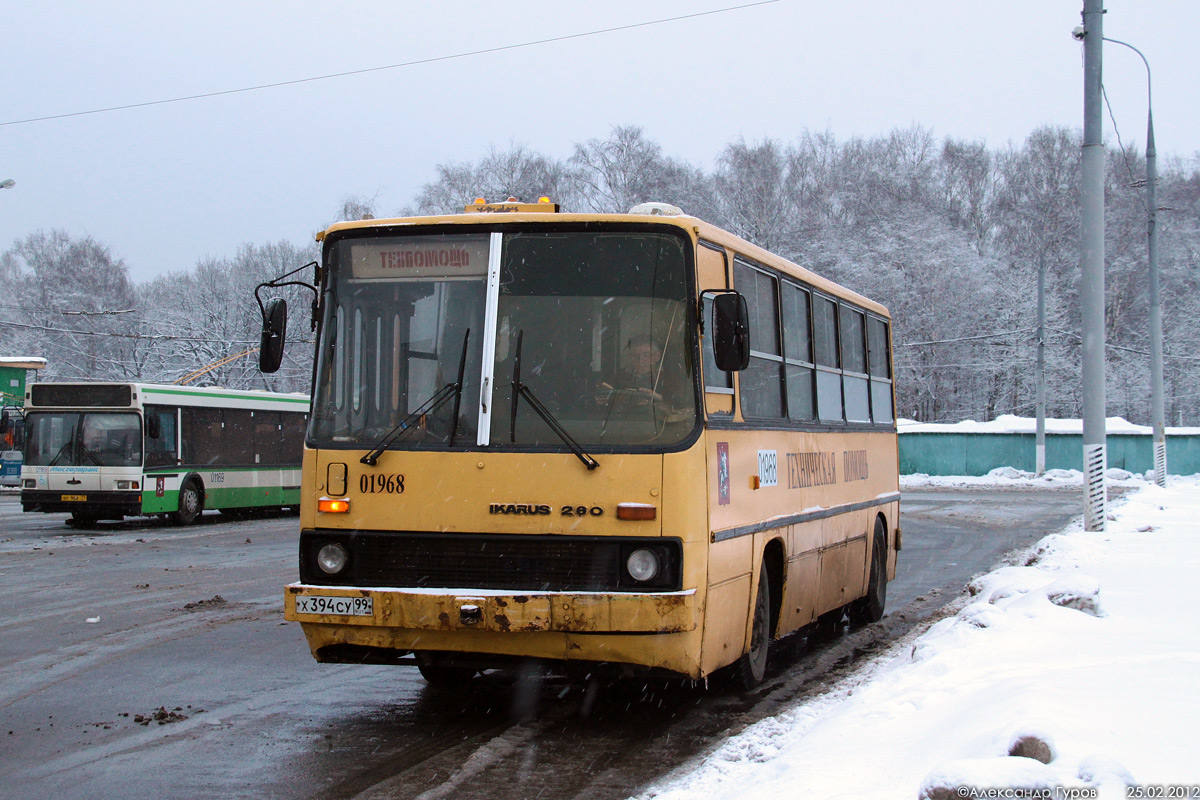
[898,432,1200,476]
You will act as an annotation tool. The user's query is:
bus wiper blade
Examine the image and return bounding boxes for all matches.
[446,329,470,448]
[510,330,599,471]
[49,440,75,466]
[362,329,472,465]
[360,384,456,466]
[78,443,102,466]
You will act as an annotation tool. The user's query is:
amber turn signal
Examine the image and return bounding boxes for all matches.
[616,503,656,521]
[317,498,350,513]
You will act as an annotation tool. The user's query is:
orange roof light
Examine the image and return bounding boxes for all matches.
[464,197,561,214]
[317,498,350,514]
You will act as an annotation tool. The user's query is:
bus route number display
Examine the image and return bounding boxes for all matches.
[294,595,374,616]
[349,236,490,281]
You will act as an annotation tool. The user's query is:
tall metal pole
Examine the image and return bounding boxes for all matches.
[1080,0,1107,531]
[1105,37,1166,486]
[1146,90,1166,486]
[1036,248,1046,475]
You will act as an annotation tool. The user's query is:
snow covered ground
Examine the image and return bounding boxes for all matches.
[637,471,1200,800]
[898,414,1200,436]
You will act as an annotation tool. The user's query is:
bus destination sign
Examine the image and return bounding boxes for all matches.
[350,237,490,281]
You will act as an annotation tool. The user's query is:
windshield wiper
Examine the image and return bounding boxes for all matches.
[78,442,103,466]
[510,330,599,471]
[361,329,471,466]
[49,439,75,466]
[446,329,470,447]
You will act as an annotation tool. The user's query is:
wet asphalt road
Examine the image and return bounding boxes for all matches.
[0,486,1092,800]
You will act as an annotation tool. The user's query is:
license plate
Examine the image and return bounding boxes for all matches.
[61,494,87,502]
[295,595,374,617]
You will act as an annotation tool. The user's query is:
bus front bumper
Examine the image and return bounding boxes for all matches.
[284,584,703,675]
[284,582,697,634]
[20,489,142,515]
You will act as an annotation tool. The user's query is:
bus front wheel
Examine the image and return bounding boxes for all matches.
[414,652,478,685]
[173,479,203,526]
[734,568,771,690]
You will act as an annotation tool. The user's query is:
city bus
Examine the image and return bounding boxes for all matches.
[19,382,309,526]
[267,198,899,687]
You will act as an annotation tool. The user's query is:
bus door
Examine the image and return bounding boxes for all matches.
[696,240,754,674]
[697,241,734,419]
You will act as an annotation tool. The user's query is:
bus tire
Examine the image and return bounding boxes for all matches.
[734,568,771,690]
[173,478,203,526]
[848,517,888,626]
[414,652,478,685]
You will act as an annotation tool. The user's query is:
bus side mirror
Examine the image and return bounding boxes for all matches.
[260,297,288,374]
[712,292,750,371]
[146,413,161,440]
[0,415,7,435]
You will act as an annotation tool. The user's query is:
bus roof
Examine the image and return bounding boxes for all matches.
[318,209,891,319]
[26,382,310,411]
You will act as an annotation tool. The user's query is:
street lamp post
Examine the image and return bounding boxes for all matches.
[1036,246,1047,475]
[1105,36,1166,486]
[1078,0,1107,532]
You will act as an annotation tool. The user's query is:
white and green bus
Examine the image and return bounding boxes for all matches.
[18,382,309,525]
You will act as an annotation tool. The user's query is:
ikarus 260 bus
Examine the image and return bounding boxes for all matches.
[259,199,899,688]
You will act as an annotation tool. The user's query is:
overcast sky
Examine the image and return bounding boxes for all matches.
[2,1,1197,284]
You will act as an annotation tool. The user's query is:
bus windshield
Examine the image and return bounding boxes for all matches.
[25,411,143,467]
[309,228,697,451]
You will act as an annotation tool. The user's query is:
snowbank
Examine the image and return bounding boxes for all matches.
[898,414,1200,436]
[638,476,1200,799]
[900,466,1158,490]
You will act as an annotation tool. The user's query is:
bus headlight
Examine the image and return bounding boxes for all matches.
[625,548,661,583]
[317,543,349,575]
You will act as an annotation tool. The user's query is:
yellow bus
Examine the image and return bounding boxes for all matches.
[264,198,899,687]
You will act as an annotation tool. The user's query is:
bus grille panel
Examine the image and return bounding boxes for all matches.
[299,530,679,592]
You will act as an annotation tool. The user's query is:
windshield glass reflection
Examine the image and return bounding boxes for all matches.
[25,412,142,467]
[309,228,696,451]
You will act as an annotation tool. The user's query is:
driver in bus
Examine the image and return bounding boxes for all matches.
[598,334,691,418]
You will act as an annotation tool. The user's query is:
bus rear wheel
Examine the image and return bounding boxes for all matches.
[848,518,888,626]
[733,568,771,690]
[173,479,203,526]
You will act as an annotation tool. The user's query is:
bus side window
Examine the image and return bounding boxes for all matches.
[282,413,308,458]
[867,316,894,424]
[840,305,871,422]
[813,295,843,422]
[183,407,224,466]
[227,410,255,466]
[782,282,815,421]
[734,260,784,419]
[254,412,282,465]
[144,405,178,468]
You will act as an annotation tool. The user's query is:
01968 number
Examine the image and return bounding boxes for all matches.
[360,474,405,494]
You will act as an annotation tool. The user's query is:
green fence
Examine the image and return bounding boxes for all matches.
[898,432,1200,476]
